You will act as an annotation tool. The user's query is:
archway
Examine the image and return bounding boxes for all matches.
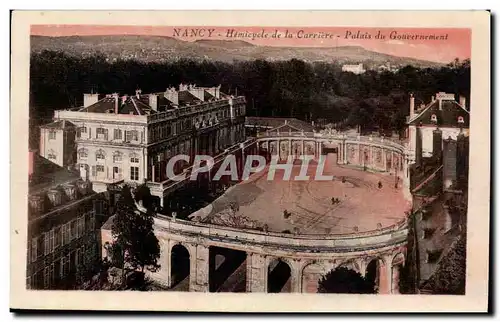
[365,259,381,293]
[267,259,292,293]
[301,262,324,293]
[170,244,190,290]
[317,266,375,294]
[391,253,405,294]
[208,246,247,292]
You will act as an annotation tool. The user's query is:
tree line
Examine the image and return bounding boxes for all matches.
[29,50,470,148]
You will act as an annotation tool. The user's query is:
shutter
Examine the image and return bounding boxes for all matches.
[89,127,92,139]
[91,166,96,177]
[104,129,108,140]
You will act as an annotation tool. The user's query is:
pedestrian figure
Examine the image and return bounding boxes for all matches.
[378,181,383,189]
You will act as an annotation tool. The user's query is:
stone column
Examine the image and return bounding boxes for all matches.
[301,140,305,161]
[382,149,387,172]
[289,259,303,293]
[391,152,395,173]
[189,244,209,292]
[148,238,172,288]
[246,253,267,292]
[378,254,393,294]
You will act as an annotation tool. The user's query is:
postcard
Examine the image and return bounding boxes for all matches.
[10,10,490,312]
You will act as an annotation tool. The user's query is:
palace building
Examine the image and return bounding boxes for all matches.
[38,84,246,204]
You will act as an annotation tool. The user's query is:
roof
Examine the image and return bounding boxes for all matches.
[177,90,202,105]
[245,117,314,132]
[40,120,76,130]
[79,96,157,115]
[408,98,469,128]
[29,154,80,194]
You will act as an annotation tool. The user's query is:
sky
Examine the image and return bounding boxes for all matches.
[31,25,471,63]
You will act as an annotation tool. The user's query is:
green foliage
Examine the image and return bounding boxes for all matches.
[318,267,375,294]
[111,185,161,274]
[29,51,470,149]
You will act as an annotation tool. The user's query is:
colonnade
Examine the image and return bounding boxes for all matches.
[149,237,406,294]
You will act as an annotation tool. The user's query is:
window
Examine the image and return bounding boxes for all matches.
[44,266,50,289]
[458,116,465,124]
[125,130,138,142]
[130,155,139,163]
[78,149,88,159]
[77,216,85,237]
[26,276,32,290]
[77,127,87,138]
[130,166,139,181]
[44,233,49,256]
[31,237,38,263]
[114,129,122,140]
[96,165,105,173]
[95,150,106,161]
[113,153,122,163]
[47,151,57,160]
[96,127,108,140]
[70,220,77,241]
[113,166,122,179]
[61,255,69,278]
[48,130,56,140]
[89,214,95,230]
[61,223,68,245]
[54,227,61,249]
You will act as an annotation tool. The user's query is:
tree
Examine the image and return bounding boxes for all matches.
[110,185,161,286]
[318,267,375,294]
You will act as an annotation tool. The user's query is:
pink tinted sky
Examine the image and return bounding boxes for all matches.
[31,25,471,63]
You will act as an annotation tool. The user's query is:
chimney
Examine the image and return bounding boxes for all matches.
[136,89,142,99]
[432,128,442,162]
[121,95,128,105]
[149,94,158,111]
[83,93,100,107]
[188,85,205,101]
[409,93,415,119]
[459,95,467,109]
[415,125,423,166]
[113,93,119,114]
[165,88,179,105]
[431,95,435,102]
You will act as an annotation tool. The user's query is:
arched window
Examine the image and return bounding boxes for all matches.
[95,149,106,161]
[113,151,123,163]
[458,116,465,124]
[430,114,437,122]
[78,148,88,159]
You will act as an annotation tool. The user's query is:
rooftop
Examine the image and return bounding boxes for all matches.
[409,93,469,128]
[245,117,314,132]
[29,154,80,194]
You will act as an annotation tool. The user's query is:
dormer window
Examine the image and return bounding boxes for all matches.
[431,114,438,123]
[47,189,63,207]
[458,116,465,124]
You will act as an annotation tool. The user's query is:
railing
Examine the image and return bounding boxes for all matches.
[255,132,407,152]
[54,110,148,123]
[147,97,246,123]
[147,138,257,194]
[154,214,408,251]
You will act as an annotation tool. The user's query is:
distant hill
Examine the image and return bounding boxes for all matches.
[30,35,443,68]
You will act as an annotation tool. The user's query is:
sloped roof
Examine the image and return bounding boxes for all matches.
[408,99,469,128]
[79,96,157,115]
[29,154,80,193]
[40,120,76,130]
[245,117,314,132]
